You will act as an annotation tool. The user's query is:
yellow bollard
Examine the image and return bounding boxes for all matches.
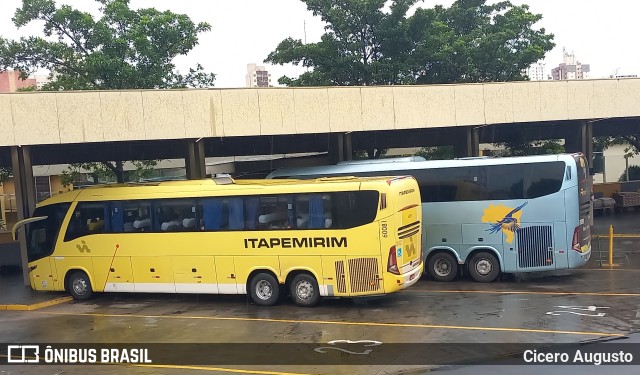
[608,225,614,266]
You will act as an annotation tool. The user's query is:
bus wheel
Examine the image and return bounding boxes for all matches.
[428,252,458,282]
[468,252,500,283]
[67,271,93,300]
[250,273,280,306]
[290,274,320,307]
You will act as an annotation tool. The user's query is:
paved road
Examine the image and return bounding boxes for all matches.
[1,266,640,374]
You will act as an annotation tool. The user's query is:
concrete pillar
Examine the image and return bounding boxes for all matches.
[471,127,480,157]
[585,121,593,172]
[453,127,479,157]
[564,121,592,168]
[10,146,36,286]
[185,140,206,179]
[343,133,353,161]
[328,133,345,164]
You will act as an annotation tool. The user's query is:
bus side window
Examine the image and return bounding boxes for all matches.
[257,196,288,229]
[64,202,108,241]
[202,199,224,231]
[228,198,245,230]
[121,202,151,232]
[308,195,326,229]
[153,199,197,232]
[110,202,123,233]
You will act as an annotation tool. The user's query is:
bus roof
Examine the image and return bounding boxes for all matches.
[267,153,582,179]
[36,175,410,206]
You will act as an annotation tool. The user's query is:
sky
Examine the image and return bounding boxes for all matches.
[0,0,639,88]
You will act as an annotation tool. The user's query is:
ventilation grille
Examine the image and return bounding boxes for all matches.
[348,257,380,293]
[398,221,420,239]
[335,260,346,294]
[517,225,553,268]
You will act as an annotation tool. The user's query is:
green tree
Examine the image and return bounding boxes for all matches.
[594,135,640,156]
[0,0,215,183]
[265,0,554,86]
[60,160,160,187]
[495,139,565,156]
[415,146,455,160]
[619,165,640,182]
[353,148,388,160]
[266,0,553,159]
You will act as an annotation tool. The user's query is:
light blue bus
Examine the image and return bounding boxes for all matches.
[267,154,592,282]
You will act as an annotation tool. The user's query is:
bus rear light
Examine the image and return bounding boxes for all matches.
[572,226,581,252]
[388,245,400,275]
[399,204,419,212]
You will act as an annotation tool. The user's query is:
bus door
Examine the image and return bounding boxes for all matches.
[514,224,556,271]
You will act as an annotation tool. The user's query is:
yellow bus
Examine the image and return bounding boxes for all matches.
[13,176,423,307]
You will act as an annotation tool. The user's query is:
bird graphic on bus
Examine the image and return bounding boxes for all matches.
[482,202,528,244]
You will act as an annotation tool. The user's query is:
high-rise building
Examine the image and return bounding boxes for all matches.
[551,49,590,80]
[524,61,547,81]
[0,70,37,92]
[246,63,272,87]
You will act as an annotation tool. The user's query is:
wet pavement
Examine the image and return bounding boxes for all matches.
[1,213,639,374]
[1,266,640,374]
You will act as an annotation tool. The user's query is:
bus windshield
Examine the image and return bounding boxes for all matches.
[27,203,70,262]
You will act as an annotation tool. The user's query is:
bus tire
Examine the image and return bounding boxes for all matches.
[249,273,280,306]
[290,274,320,307]
[427,252,458,282]
[468,252,500,283]
[67,271,93,300]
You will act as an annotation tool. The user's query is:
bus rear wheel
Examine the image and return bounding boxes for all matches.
[468,252,500,283]
[250,273,280,306]
[427,252,458,282]
[67,271,93,300]
[290,274,320,307]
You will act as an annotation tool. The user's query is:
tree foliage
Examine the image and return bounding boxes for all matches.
[0,0,214,183]
[60,160,160,187]
[594,135,640,156]
[0,0,215,90]
[619,165,640,182]
[352,148,387,160]
[494,139,565,156]
[265,0,554,86]
[415,146,455,160]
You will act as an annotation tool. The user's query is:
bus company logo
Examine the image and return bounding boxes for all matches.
[399,189,415,196]
[76,241,90,253]
[481,202,528,244]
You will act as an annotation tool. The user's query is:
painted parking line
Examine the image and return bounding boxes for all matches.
[0,355,313,375]
[36,310,624,337]
[131,364,315,375]
[581,268,640,272]
[0,296,73,311]
[403,289,640,297]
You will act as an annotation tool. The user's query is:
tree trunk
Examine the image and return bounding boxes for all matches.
[100,161,126,183]
[114,161,125,183]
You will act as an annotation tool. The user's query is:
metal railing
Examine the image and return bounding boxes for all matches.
[592,225,640,266]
